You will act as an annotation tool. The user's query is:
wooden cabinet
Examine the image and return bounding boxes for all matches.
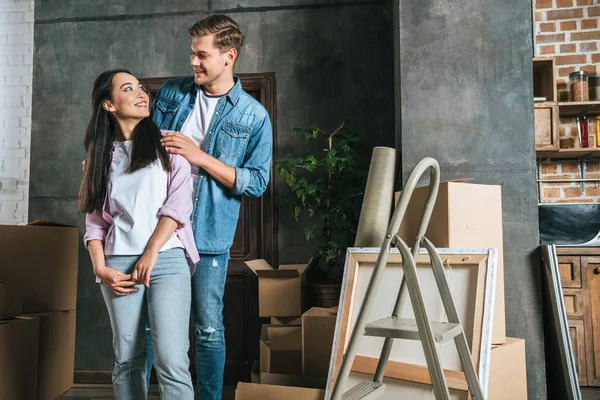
[533,57,559,153]
[557,248,600,387]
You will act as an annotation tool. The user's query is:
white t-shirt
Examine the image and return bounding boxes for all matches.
[180,87,223,188]
[105,140,183,255]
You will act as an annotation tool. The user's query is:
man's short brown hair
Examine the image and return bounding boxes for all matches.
[188,15,245,56]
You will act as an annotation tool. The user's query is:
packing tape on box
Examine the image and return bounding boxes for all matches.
[354,146,396,247]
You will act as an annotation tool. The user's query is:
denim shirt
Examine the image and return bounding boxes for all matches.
[151,75,272,254]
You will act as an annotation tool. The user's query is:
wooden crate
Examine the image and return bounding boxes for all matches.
[534,102,559,152]
[533,57,557,102]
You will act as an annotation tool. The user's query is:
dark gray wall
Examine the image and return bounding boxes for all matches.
[394,0,545,398]
[30,1,394,370]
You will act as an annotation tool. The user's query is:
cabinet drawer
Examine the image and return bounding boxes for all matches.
[563,289,584,318]
[558,256,581,288]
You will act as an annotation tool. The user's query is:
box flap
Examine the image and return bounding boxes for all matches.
[245,259,274,277]
[27,220,76,228]
[235,382,324,400]
[302,307,338,318]
[268,326,302,350]
[280,264,310,276]
[257,269,299,278]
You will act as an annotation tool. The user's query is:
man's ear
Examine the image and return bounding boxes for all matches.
[103,100,115,113]
[225,48,237,67]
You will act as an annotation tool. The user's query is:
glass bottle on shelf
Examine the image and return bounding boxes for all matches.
[569,71,589,102]
[580,115,589,148]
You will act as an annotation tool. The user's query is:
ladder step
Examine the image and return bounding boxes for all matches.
[342,382,386,400]
[364,317,461,343]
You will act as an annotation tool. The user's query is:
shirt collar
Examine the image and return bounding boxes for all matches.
[193,75,241,106]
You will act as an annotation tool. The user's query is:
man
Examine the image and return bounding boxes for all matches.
[150,15,272,400]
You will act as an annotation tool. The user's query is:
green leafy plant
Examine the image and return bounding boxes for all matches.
[275,122,365,283]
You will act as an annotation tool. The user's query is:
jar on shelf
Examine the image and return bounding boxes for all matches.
[569,71,589,102]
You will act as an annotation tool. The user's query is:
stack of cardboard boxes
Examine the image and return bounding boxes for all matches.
[236,259,336,400]
[235,182,527,399]
[397,182,527,399]
[0,222,79,400]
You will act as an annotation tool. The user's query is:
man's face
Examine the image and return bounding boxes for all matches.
[190,34,229,87]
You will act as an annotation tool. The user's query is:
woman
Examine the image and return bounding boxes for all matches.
[79,69,197,399]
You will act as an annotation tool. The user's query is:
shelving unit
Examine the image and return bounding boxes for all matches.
[536,148,600,159]
[558,101,600,117]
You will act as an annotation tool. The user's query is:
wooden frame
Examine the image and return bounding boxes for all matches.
[326,247,497,398]
[540,245,581,399]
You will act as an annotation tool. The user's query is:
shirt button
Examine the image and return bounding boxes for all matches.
[200,176,205,179]
[216,112,219,115]
[190,220,194,224]
[195,197,199,201]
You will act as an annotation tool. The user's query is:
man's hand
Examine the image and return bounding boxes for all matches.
[161,132,204,167]
[95,266,138,296]
[132,249,159,287]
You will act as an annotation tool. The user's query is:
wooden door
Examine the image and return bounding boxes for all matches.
[140,73,277,384]
[568,319,588,386]
[583,256,600,386]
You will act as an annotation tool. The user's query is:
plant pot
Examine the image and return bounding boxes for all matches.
[309,282,342,308]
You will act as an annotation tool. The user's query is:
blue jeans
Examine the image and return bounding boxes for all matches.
[102,248,193,400]
[147,252,229,400]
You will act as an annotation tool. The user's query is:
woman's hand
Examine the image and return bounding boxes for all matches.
[95,266,138,296]
[132,248,159,287]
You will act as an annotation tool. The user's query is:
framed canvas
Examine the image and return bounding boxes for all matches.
[326,247,498,399]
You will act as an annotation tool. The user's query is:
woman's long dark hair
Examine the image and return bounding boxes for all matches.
[79,69,171,213]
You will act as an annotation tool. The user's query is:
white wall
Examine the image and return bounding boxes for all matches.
[0,0,33,224]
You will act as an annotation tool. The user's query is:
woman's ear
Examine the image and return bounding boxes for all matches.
[103,100,115,113]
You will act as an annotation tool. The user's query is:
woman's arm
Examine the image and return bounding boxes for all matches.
[132,216,178,287]
[133,155,193,286]
[88,239,138,295]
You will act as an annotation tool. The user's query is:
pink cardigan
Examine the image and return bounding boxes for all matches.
[84,152,200,276]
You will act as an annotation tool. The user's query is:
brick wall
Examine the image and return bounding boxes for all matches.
[534,0,600,203]
[0,0,34,224]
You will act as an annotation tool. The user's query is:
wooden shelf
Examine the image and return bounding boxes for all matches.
[558,101,600,117]
[536,147,600,159]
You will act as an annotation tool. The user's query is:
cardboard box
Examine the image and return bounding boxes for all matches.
[0,221,79,312]
[246,259,310,317]
[488,337,527,400]
[0,317,40,400]
[0,281,23,320]
[22,310,77,400]
[260,324,302,375]
[396,182,506,344]
[271,316,303,325]
[302,307,337,377]
[251,360,326,389]
[235,382,325,400]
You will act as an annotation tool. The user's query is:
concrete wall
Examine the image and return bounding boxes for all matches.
[394,0,545,398]
[30,1,394,371]
[0,0,34,224]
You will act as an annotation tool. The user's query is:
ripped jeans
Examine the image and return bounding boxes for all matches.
[190,252,229,400]
[101,248,193,400]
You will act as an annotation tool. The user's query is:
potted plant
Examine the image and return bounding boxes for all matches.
[275,122,365,307]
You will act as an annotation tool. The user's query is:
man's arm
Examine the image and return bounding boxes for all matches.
[161,112,272,197]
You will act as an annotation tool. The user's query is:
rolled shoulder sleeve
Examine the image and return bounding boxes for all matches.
[157,154,193,226]
[83,208,110,249]
[232,113,272,197]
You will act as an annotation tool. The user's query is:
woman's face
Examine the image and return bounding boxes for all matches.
[104,72,149,121]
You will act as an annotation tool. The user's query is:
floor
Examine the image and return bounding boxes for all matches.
[584,387,600,400]
[58,384,236,400]
[59,384,600,399]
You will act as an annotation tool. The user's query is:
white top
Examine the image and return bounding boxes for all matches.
[105,140,183,255]
[180,87,222,188]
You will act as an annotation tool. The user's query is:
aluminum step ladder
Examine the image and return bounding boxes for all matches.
[330,157,486,400]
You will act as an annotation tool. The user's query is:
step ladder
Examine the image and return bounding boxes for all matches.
[330,157,486,400]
